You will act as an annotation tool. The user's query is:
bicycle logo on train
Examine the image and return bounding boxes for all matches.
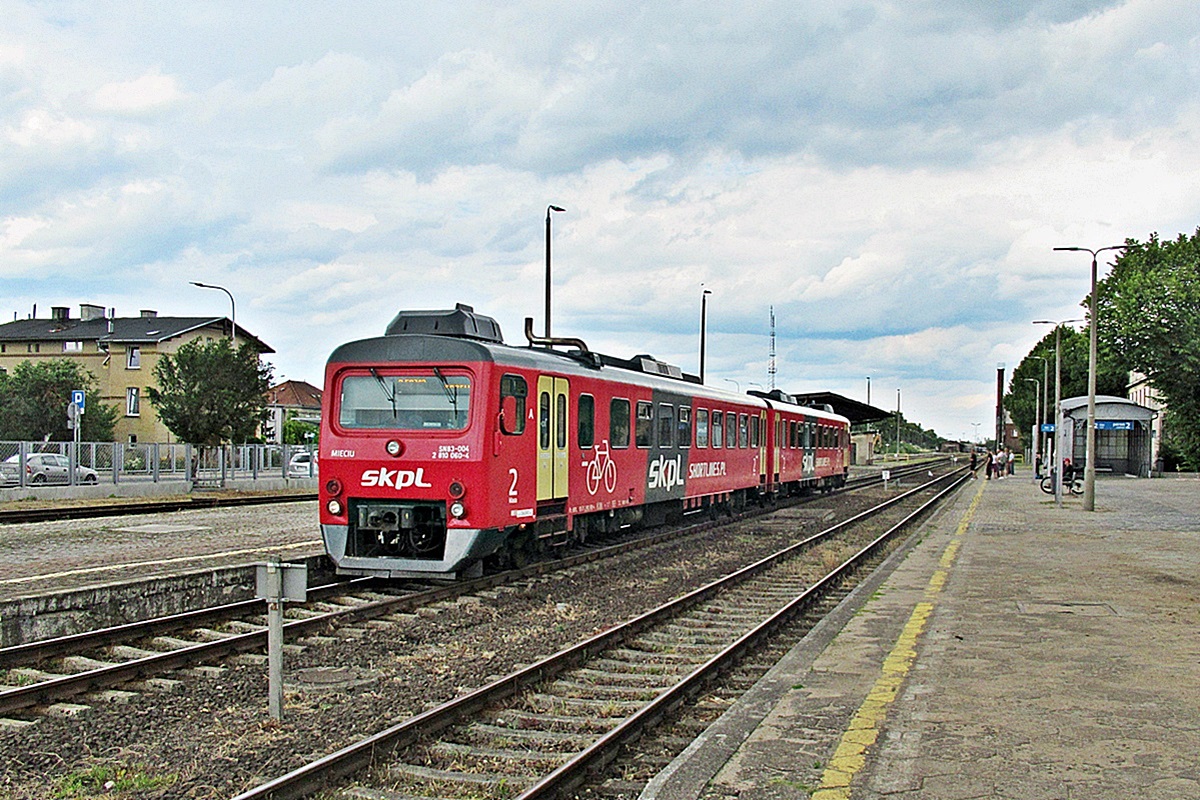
[583,439,618,495]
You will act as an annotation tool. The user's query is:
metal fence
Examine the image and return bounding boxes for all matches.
[0,440,319,489]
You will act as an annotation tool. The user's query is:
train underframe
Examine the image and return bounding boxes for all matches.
[327,469,846,580]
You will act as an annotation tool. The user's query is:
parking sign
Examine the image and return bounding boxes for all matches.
[71,390,85,413]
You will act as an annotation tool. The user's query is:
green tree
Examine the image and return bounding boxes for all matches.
[1097,230,1200,468]
[147,338,273,445]
[1005,323,1127,452]
[282,417,319,445]
[0,360,118,441]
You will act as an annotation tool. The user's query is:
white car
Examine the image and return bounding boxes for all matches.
[287,451,319,479]
[1,453,99,485]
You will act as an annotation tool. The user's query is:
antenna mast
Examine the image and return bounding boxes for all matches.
[768,306,777,390]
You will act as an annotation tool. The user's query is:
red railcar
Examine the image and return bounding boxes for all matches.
[318,304,849,579]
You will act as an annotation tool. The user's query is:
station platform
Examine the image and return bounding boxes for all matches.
[642,470,1200,800]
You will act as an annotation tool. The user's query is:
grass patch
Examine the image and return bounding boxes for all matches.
[54,764,174,798]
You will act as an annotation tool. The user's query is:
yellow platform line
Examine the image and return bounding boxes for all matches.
[811,479,985,799]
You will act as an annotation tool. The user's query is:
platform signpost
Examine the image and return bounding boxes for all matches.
[255,560,307,721]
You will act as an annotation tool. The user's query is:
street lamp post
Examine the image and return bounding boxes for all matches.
[1034,319,1084,508]
[545,205,566,339]
[190,282,237,342]
[724,378,740,392]
[699,288,712,383]
[1030,356,1049,476]
[1054,244,1128,510]
[1023,377,1041,477]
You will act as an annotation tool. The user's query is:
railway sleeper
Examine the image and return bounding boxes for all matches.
[494,707,619,733]
[600,647,703,665]
[547,679,663,701]
[467,722,595,748]
[385,761,532,790]
[640,628,740,646]
[587,656,693,676]
[572,667,678,687]
[525,693,644,715]
[428,740,570,767]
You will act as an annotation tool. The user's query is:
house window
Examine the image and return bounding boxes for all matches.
[126,387,140,416]
[63,341,83,352]
[126,346,141,369]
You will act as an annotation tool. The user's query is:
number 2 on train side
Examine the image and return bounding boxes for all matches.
[508,468,519,504]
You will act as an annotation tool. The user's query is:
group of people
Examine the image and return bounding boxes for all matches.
[969,447,1017,479]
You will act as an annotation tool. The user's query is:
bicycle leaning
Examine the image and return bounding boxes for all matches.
[1040,466,1084,496]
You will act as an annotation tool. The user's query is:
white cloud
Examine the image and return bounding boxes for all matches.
[1,0,1199,443]
[90,73,184,114]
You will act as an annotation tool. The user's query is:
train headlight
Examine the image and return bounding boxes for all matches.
[448,480,466,499]
[327,498,344,516]
[325,478,343,497]
[386,439,404,457]
[449,501,466,519]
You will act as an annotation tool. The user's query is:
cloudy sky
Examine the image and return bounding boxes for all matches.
[3,0,1198,441]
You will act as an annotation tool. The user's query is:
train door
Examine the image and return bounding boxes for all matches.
[758,411,767,487]
[536,376,570,502]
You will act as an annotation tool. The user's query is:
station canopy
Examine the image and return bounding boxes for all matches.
[1060,395,1157,423]
[785,392,893,425]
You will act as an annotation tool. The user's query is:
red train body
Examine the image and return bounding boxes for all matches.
[318,305,850,579]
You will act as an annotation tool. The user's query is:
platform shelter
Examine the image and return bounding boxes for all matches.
[1060,394,1158,476]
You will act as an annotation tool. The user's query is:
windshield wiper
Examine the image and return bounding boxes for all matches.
[433,367,461,422]
[369,368,399,418]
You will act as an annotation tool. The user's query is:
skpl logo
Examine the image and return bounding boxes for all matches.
[648,455,684,491]
[361,467,432,489]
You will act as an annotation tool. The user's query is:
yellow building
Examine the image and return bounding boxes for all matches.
[0,303,273,443]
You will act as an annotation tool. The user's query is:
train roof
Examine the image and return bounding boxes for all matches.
[327,305,850,423]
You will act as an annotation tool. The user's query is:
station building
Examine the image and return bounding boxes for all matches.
[0,304,273,444]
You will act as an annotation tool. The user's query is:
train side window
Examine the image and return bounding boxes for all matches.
[750,415,759,448]
[711,411,723,448]
[539,392,551,449]
[725,412,736,449]
[578,394,595,449]
[610,398,630,448]
[499,374,527,435]
[776,418,783,448]
[657,404,674,447]
[635,401,654,448]
[678,407,691,448]
[805,421,814,449]
[738,414,748,448]
[788,420,796,448]
[696,409,709,448]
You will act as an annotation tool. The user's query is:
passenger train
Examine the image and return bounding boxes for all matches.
[317,304,851,579]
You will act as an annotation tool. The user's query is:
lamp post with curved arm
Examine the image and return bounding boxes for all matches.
[1053,244,1129,510]
[545,205,566,339]
[190,281,236,343]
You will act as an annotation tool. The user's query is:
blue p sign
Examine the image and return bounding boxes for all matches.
[71,390,85,412]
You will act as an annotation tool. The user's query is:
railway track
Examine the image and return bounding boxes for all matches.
[0,460,946,726]
[231,466,970,800]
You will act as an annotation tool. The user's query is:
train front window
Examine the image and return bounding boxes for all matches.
[339,372,472,430]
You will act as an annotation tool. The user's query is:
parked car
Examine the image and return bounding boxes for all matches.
[0,453,99,486]
[287,450,319,479]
